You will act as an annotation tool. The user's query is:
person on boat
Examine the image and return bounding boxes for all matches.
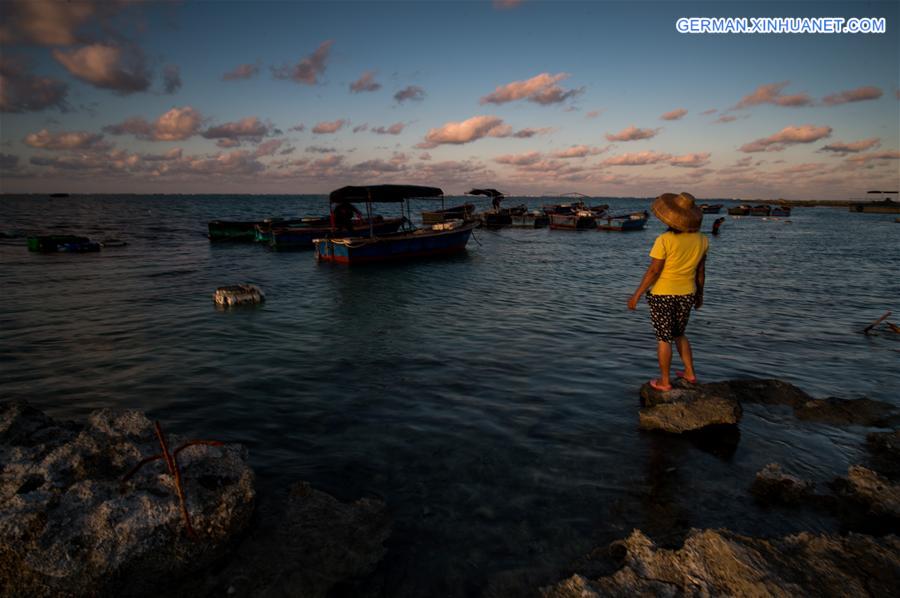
[627,192,707,392]
[492,194,503,212]
[332,201,363,236]
[711,217,725,235]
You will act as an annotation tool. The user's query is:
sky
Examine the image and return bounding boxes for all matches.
[1,0,898,199]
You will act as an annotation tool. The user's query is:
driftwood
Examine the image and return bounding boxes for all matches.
[862,310,892,335]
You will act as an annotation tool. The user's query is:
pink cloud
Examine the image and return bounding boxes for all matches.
[846,150,900,163]
[223,63,260,81]
[734,81,813,109]
[669,152,711,168]
[394,85,425,103]
[552,145,607,159]
[350,71,381,93]
[306,146,336,153]
[254,139,285,158]
[417,115,515,148]
[104,106,203,141]
[700,108,718,116]
[480,73,582,105]
[660,108,687,121]
[603,151,672,166]
[0,1,98,46]
[822,86,883,106]
[202,117,270,143]
[495,151,543,166]
[312,119,347,134]
[512,127,553,138]
[0,56,69,113]
[215,139,240,149]
[23,128,109,150]
[739,124,832,153]
[605,125,660,142]
[714,115,738,124]
[272,40,333,85]
[819,138,880,155]
[371,122,405,135]
[585,110,602,119]
[53,44,151,94]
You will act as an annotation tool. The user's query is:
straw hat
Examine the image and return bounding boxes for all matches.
[652,192,703,232]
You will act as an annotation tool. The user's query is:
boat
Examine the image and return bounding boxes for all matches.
[597,211,649,231]
[254,216,330,243]
[509,206,549,228]
[727,204,751,216]
[849,191,900,214]
[27,235,100,252]
[771,206,792,217]
[749,204,771,216]
[314,185,478,264]
[270,216,405,250]
[421,202,476,224]
[544,202,597,229]
[468,189,510,229]
[700,203,723,214]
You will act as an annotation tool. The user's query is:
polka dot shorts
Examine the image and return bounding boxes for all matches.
[646,291,695,342]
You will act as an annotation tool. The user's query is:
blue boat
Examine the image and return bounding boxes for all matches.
[313,185,477,264]
[270,216,405,250]
[597,211,649,231]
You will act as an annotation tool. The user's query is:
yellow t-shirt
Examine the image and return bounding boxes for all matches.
[649,231,709,295]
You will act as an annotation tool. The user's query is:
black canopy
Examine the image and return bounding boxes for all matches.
[329,184,443,203]
[468,188,504,198]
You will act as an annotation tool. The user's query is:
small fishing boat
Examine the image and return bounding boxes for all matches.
[700,203,723,214]
[254,216,330,243]
[27,235,100,253]
[749,204,771,216]
[597,211,649,231]
[270,216,405,250]
[548,209,596,230]
[421,202,476,224]
[727,204,751,216]
[509,206,549,228]
[314,185,477,264]
[771,206,792,217]
[468,189,510,229]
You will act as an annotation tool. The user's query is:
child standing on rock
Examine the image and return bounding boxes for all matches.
[628,192,708,391]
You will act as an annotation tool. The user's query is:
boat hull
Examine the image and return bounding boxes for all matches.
[701,204,723,214]
[597,216,648,231]
[270,218,404,250]
[509,213,550,228]
[727,207,750,216]
[314,224,476,264]
[549,213,596,230]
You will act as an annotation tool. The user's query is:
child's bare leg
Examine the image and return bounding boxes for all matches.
[674,335,695,380]
[657,341,673,387]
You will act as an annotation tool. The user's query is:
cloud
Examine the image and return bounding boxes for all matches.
[288,123,305,132]
[822,86,883,106]
[512,127,552,138]
[734,81,813,109]
[846,150,900,163]
[254,139,285,158]
[605,125,660,142]
[0,56,68,113]
[585,110,602,119]
[352,124,369,133]
[819,138,880,155]
[272,40,333,85]
[23,128,109,151]
[714,115,738,124]
[306,146,336,153]
[312,119,347,134]
[480,72,582,106]
[371,122,405,135]
[0,0,98,46]
[700,108,718,116]
[660,108,687,121]
[223,63,260,81]
[202,117,270,144]
[739,124,832,153]
[552,145,607,159]
[350,71,381,93]
[53,44,151,94]
[603,151,672,166]
[104,106,203,141]
[394,85,425,103]
[495,151,543,166]
[163,65,181,94]
[417,115,541,148]
[669,152,711,168]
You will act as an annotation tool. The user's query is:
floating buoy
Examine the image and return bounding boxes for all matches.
[213,284,265,307]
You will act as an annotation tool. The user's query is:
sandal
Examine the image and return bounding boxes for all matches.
[649,379,672,392]
[676,371,698,384]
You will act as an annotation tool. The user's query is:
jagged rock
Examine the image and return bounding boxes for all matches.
[0,400,255,598]
[541,529,900,597]
[751,463,817,506]
[639,379,742,433]
[701,378,813,407]
[832,465,900,523]
[184,481,391,597]
[867,429,900,479]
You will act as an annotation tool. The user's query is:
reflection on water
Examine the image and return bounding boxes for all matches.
[1,195,898,595]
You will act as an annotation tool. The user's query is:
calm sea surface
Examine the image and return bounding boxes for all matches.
[1,194,898,595]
